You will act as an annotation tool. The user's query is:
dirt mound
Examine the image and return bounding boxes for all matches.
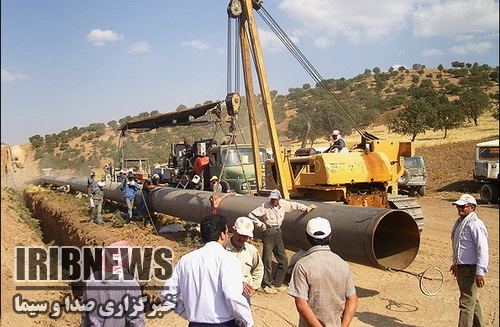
[416,136,495,195]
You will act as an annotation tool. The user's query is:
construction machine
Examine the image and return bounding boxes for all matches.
[118,100,268,193]
[228,0,424,230]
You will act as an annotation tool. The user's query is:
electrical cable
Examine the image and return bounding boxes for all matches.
[256,5,378,140]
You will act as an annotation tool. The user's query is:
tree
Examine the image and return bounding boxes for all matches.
[451,61,465,68]
[390,99,436,141]
[107,120,118,129]
[457,88,491,125]
[373,67,381,74]
[433,99,465,138]
[29,134,44,148]
[438,64,444,71]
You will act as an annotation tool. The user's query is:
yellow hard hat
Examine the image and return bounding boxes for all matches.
[210,175,219,181]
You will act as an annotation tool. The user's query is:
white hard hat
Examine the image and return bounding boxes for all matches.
[306,217,332,239]
[453,194,477,206]
[331,130,340,136]
[234,217,254,237]
[269,189,282,199]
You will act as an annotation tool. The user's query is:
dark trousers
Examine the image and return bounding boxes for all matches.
[262,227,288,287]
[188,320,238,327]
[456,265,484,327]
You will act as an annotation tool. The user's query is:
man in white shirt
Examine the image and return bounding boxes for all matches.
[248,189,316,294]
[450,194,489,327]
[227,217,264,304]
[161,214,254,327]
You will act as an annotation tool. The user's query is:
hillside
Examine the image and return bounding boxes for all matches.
[2,64,499,184]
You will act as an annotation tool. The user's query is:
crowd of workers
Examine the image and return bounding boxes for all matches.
[80,129,489,326]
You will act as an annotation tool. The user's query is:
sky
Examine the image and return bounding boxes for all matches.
[1,0,499,145]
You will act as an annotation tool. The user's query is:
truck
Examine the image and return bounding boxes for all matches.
[474,139,499,204]
[151,138,268,193]
[118,101,267,194]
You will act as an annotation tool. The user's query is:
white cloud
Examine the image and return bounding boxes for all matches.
[279,0,414,43]
[422,48,444,56]
[181,40,209,50]
[1,69,30,82]
[314,37,332,49]
[455,34,476,42]
[413,0,499,37]
[127,41,151,53]
[258,28,299,52]
[451,41,492,54]
[87,29,124,46]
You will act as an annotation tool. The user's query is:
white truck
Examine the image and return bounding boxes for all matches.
[474,139,499,204]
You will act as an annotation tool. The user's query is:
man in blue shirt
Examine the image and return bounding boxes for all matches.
[450,194,489,327]
[121,176,140,223]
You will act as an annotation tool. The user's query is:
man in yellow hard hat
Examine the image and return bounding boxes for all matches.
[211,175,223,196]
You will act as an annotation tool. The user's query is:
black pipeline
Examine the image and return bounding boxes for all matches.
[33,176,420,270]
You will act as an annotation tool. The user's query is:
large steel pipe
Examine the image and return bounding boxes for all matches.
[33,176,420,270]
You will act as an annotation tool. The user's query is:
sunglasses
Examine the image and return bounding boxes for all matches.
[456,204,469,209]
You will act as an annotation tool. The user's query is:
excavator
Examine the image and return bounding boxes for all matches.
[226,0,424,230]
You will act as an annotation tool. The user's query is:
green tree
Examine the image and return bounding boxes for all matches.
[28,135,44,148]
[451,61,465,68]
[438,64,444,71]
[457,88,491,125]
[390,99,436,141]
[373,67,381,74]
[107,120,118,129]
[433,99,465,138]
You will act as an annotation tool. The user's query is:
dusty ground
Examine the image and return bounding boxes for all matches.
[1,115,498,326]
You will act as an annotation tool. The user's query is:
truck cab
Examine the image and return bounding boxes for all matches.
[475,139,499,204]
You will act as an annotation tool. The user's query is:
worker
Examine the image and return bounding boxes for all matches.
[450,194,489,327]
[227,217,264,304]
[116,172,124,183]
[161,214,254,327]
[324,129,347,153]
[90,181,106,224]
[138,178,156,218]
[81,240,145,326]
[211,175,223,196]
[288,217,358,327]
[121,176,140,223]
[248,189,316,294]
[87,171,96,194]
[151,173,168,187]
[87,171,97,208]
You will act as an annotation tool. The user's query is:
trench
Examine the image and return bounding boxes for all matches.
[22,188,181,303]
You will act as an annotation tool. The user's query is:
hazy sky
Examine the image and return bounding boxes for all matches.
[2,0,499,145]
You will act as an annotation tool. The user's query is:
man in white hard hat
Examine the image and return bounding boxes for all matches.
[288,217,357,327]
[324,130,347,153]
[227,217,264,304]
[450,194,489,327]
[248,189,316,294]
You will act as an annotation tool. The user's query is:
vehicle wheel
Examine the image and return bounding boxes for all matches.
[398,169,410,186]
[480,184,499,204]
[417,185,426,197]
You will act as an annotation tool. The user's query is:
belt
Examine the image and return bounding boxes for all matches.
[456,264,476,267]
[266,224,280,228]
